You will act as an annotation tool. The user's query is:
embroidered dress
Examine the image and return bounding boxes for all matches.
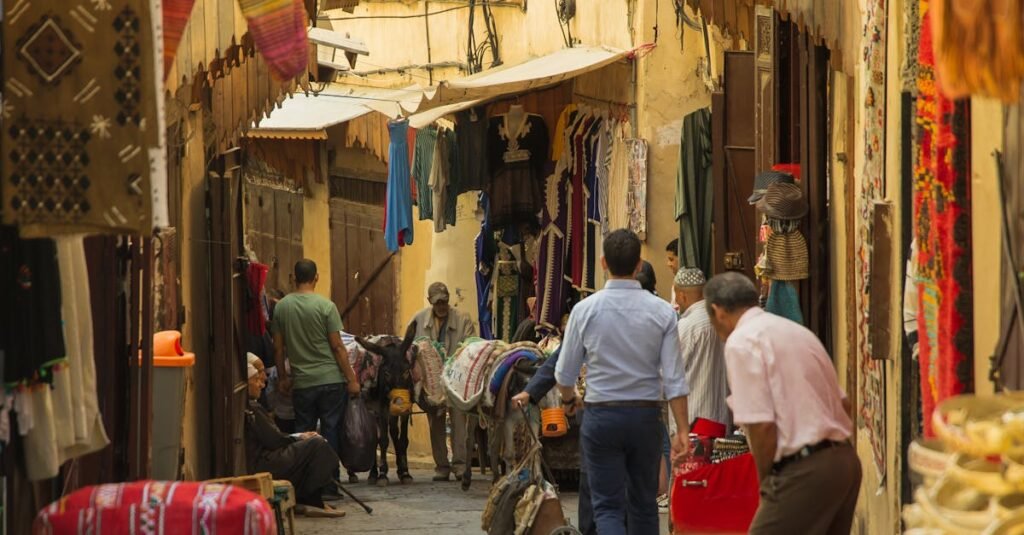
[494,243,522,342]
[536,172,569,333]
[626,138,649,238]
[486,113,549,227]
[385,120,414,252]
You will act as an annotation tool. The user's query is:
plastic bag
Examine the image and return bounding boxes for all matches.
[340,397,377,473]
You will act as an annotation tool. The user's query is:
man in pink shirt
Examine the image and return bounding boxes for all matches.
[699,272,860,534]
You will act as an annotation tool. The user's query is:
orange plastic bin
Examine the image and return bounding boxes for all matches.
[149,330,195,481]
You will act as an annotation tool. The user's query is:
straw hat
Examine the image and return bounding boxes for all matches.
[748,171,795,204]
[757,182,808,220]
[765,230,809,281]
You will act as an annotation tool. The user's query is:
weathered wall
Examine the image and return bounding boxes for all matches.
[972,97,1003,396]
[303,174,334,299]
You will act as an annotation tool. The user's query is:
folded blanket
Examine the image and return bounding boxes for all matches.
[414,337,447,407]
[444,339,506,411]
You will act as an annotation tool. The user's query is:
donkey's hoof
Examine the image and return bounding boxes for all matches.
[399,473,414,485]
[366,474,378,486]
[377,476,390,488]
[461,473,472,492]
[348,474,360,484]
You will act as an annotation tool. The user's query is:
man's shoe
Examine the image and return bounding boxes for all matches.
[432,472,451,482]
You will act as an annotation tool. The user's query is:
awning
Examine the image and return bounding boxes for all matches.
[419,45,630,110]
[686,0,858,73]
[251,90,372,134]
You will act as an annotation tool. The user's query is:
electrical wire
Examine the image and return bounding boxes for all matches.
[321,2,520,20]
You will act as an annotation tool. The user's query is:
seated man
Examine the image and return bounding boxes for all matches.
[245,358,345,518]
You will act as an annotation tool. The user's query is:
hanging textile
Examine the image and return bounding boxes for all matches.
[931,0,1024,102]
[855,0,889,485]
[412,126,438,221]
[485,112,549,227]
[443,128,460,228]
[429,129,452,233]
[567,111,596,290]
[3,0,167,237]
[676,107,713,276]
[163,0,197,78]
[476,193,496,340]
[536,171,569,334]
[0,227,65,384]
[915,0,973,437]
[455,106,489,193]
[625,139,649,239]
[494,243,522,342]
[606,122,631,232]
[237,0,309,81]
[596,121,613,237]
[246,262,270,334]
[385,120,414,252]
[765,281,804,325]
[582,116,604,293]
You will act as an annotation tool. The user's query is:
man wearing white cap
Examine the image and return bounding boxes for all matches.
[409,282,477,484]
[672,268,731,430]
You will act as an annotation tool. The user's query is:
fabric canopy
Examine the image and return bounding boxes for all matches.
[248,84,424,137]
[419,45,630,110]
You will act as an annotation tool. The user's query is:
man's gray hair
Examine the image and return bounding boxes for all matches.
[703,272,759,313]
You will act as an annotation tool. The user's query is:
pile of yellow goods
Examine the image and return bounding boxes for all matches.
[904,393,1024,534]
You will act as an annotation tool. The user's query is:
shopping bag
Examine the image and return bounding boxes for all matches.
[671,453,759,533]
[340,397,378,473]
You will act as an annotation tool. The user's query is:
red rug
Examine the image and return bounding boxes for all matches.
[915,0,973,437]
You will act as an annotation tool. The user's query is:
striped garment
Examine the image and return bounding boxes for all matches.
[676,300,731,430]
[238,0,309,81]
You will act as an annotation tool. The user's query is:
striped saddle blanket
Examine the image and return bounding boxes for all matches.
[413,337,447,407]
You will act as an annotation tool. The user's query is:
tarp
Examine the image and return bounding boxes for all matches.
[248,84,424,137]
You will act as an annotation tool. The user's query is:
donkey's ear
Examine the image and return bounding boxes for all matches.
[400,321,417,357]
[356,336,386,356]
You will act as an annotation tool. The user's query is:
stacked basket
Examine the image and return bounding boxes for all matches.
[905,393,1024,534]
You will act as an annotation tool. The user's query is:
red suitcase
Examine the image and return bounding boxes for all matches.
[671,453,760,534]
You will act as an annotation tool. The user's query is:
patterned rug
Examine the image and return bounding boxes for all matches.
[856,0,889,484]
[915,0,973,437]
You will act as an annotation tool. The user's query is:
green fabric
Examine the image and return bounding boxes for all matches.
[675,107,714,276]
[271,293,345,389]
[412,126,438,221]
[444,128,460,228]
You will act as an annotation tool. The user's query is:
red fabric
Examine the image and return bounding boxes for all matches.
[692,418,727,438]
[915,2,973,436]
[247,262,270,334]
[771,163,801,182]
[237,0,309,81]
[34,481,277,535]
[671,453,759,533]
[162,0,196,79]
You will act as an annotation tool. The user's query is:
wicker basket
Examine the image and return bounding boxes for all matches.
[949,454,1017,496]
[994,494,1024,520]
[982,510,1024,535]
[914,477,996,534]
[909,438,954,483]
[933,394,1024,458]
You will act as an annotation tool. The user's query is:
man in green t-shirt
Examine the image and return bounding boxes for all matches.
[273,259,360,480]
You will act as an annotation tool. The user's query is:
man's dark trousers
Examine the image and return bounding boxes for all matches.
[582,405,662,535]
[293,383,348,477]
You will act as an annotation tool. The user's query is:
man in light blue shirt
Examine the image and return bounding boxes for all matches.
[555,229,691,535]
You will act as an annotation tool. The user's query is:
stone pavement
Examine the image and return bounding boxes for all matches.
[294,468,580,534]
[294,466,670,534]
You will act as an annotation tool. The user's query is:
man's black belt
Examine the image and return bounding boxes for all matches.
[584,400,662,408]
[772,440,848,473]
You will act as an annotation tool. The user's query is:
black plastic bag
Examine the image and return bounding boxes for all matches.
[340,397,377,473]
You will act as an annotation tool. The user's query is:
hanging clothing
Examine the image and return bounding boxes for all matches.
[385,120,415,252]
[485,112,549,227]
[582,117,604,293]
[596,121,613,237]
[429,129,452,233]
[412,126,438,221]
[606,122,631,232]
[567,112,595,290]
[536,172,570,333]
[765,281,804,325]
[626,139,649,238]
[493,244,520,342]
[476,193,496,340]
[455,107,489,193]
[0,226,65,384]
[246,262,270,335]
[676,108,714,276]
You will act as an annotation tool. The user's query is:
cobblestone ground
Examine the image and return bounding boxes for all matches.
[294,467,577,534]
[294,462,670,534]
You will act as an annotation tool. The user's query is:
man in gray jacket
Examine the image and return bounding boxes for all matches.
[409,282,477,482]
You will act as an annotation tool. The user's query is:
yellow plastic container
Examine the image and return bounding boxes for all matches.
[389,388,412,416]
[541,408,569,438]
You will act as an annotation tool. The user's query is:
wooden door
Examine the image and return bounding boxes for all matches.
[712,51,758,279]
[330,198,396,336]
[244,183,304,293]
